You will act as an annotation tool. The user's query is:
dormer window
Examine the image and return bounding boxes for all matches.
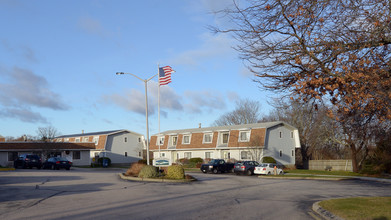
[157,136,165,145]
[172,136,178,146]
[203,133,213,143]
[239,130,250,142]
[182,134,191,144]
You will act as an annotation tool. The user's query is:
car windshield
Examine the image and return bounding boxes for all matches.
[27,155,40,159]
[209,160,219,164]
[259,164,269,167]
[56,157,68,161]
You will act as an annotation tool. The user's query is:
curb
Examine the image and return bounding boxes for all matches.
[312,201,344,220]
[118,173,197,183]
[258,176,353,181]
[0,168,15,171]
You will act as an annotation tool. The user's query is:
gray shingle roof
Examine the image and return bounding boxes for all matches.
[56,130,125,138]
[152,121,295,135]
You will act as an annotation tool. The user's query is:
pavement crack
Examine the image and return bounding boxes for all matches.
[30,191,65,208]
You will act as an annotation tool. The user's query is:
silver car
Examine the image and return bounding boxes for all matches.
[254,163,284,175]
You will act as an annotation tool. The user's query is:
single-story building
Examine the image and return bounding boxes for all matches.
[0,129,145,167]
[149,121,301,166]
[0,142,95,167]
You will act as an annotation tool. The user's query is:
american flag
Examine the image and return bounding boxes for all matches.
[159,66,174,86]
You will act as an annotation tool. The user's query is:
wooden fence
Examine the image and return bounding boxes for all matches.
[309,160,353,172]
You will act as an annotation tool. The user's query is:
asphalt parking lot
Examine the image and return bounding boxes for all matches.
[1,168,391,220]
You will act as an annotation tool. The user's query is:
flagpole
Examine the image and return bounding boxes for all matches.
[158,63,161,158]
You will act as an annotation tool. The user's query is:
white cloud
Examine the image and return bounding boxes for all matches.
[0,66,68,123]
[78,15,110,37]
[167,33,235,67]
[104,82,229,117]
[0,107,47,123]
[183,90,226,114]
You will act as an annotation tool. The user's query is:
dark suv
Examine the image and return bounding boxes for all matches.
[14,154,42,169]
[234,161,260,175]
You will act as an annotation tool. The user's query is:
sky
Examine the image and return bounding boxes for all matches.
[0,0,276,139]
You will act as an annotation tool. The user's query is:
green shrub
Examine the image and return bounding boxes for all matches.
[166,165,185,179]
[138,165,158,178]
[189,157,203,164]
[262,156,276,163]
[97,157,111,167]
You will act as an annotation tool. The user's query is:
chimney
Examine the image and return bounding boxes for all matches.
[199,123,201,128]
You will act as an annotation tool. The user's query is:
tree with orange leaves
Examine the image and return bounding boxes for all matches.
[213,0,391,172]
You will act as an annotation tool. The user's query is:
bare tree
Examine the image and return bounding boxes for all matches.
[213,0,391,172]
[36,126,59,142]
[262,98,347,168]
[212,98,262,126]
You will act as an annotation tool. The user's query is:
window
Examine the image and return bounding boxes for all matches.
[139,152,142,157]
[157,136,165,145]
[93,136,99,145]
[203,133,213,143]
[73,151,81,160]
[184,152,192,159]
[291,131,294,139]
[124,137,128,143]
[138,137,142,143]
[279,150,283,157]
[125,152,128,157]
[182,135,191,144]
[83,137,89,142]
[222,133,229,144]
[292,150,294,157]
[172,136,178,146]
[75,138,80,143]
[205,152,213,159]
[8,152,18,161]
[161,152,166,157]
[241,151,250,160]
[279,131,283,139]
[239,131,250,142]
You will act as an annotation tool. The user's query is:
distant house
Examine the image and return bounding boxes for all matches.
[0,129,145,167]
[149,121,301,166]
[55,130,145,165]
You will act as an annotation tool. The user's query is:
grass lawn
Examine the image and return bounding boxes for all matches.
[319,197,391,220]
[285,169,362,177]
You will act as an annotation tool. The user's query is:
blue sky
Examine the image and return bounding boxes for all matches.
[0,0,275,138]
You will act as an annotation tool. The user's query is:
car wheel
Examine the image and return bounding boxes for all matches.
[267,171,271,175]
[37,166,41,170]
[201,169,207,173]
[213,168,218,174]
[279,171,284,175]
[247,169,252,176]
[51,165,55,170]
[66,167,70,170]
[231,168,235,173]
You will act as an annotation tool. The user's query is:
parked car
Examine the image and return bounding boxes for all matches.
[14,154,42,169]
[43,157,72,170]
[200,159,234,174]
[254,163,284,175]
[234,161,260,175]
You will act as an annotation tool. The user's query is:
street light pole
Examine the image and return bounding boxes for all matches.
[116,72,157,165]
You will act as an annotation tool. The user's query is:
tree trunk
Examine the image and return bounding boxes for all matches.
[350,144,359,173]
